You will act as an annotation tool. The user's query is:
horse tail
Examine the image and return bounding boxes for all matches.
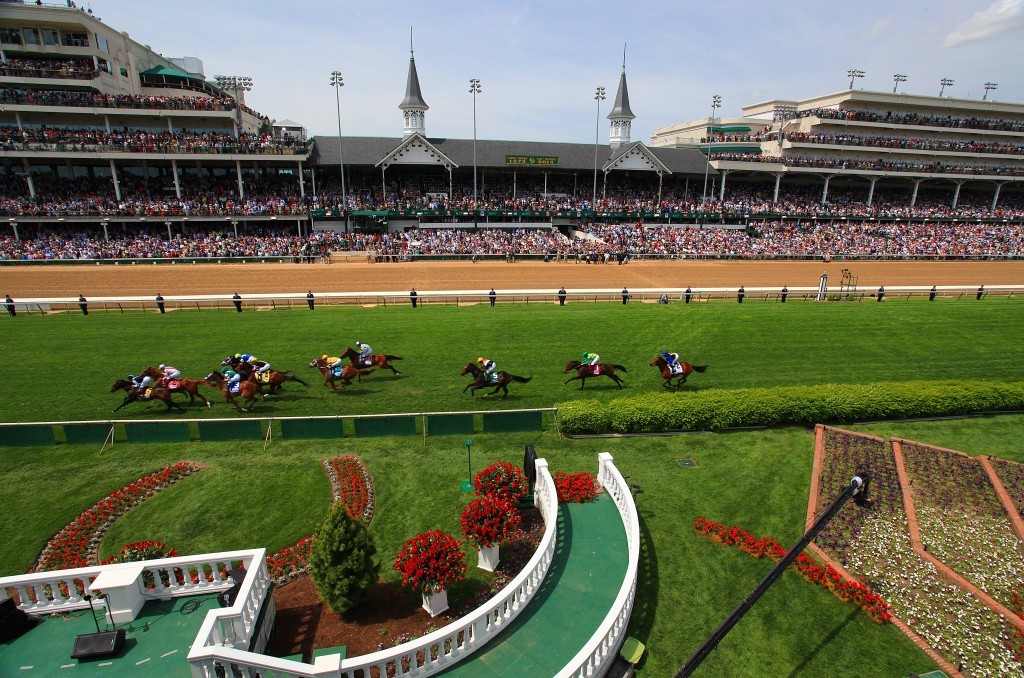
[358,368,375,375]
[609,364,628,372]
[510,375,532,383]
[384,354,403,361]
[692,365,708,373]
[287,374,309,386]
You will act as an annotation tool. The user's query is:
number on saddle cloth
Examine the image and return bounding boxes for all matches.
[488,372,499,384]
[330,366,343,378]
[257,372,271,384]
[589,364,601,376]
[143,388,153,398]
[670,363,682,375]
[166,379,180,390]
[228,382,242,395]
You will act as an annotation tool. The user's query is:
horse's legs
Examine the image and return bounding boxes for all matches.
[462,382,473,394]
[499,384,509,399]
[563,375,580,385]
[112,395,132,413]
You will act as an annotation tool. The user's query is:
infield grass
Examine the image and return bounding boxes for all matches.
[1,296,1022,422]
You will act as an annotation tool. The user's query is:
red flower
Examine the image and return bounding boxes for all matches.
[393,530,466,594]
[553,471,598,503]
[473,462,528,505]
[460,497,522,548]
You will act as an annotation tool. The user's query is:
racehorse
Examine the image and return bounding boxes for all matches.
[141,366,212,407]
[563,359,627,389]
[341,347,402,379]
[308,357,374,390]
[648,355,708,389]
[110,379,184,413]
[460,363,532,399]
[220,356,308,394]
[206,371,260,413]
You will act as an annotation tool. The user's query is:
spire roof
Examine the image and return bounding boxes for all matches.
[607,68,635,120]
[399,42,428,110]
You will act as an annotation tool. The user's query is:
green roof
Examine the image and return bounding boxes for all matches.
[140,65,199,80]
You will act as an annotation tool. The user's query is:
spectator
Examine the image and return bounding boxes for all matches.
[877,286,885,302]
[659,294,669,305]
[780,286,788,303]
[78,293,88,315]
[558,287,567,306]
[929,285,937,301]
[232,292,242,313]
[684,286,692,304]
[489,288,496,307]
[622,287,629,305]
[410,288,418,308]
[977,284,985,300]
[155,293,165,314]
[4,293,14,317]
[737,286,745,304]
[307,291,315,310]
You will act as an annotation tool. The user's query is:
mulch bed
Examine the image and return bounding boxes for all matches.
[265,506,544,661]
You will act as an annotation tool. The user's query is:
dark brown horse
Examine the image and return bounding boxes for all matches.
[341,347,402,379]
[461,363,531,399]
[220,356,308,394]
[649,355,708,389]
[563,359,627,389]
[206,372,260,413]
[110,379,185,413]
[141,366,212,407]
[308,357,374,390]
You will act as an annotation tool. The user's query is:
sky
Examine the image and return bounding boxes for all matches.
[86,0,1023,143]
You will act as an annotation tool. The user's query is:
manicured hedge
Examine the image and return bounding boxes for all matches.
[555,380,1024,434]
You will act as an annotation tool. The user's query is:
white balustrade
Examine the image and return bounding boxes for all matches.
[554,453,641,678]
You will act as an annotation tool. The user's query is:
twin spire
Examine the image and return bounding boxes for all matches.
[397,34,634,146]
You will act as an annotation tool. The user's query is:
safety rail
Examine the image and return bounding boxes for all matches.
[187,460,559,678]
[556,453,640,677]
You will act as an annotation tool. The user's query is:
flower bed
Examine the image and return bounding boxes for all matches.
[553,471,598,503]
[990,457,1024,516]
[266,535,314,583]
[693,517,892,623]
[322,455,375,523]
[34,462,202,572]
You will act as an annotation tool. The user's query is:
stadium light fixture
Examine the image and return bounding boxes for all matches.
[983,82,998,100]
[592,86,606,216]
[469,79,482,226]
[846,69,864,89]
[330,71,349,232]
[939,78,954,97]
[892,73,907,93]
[701,94,722,213]
[214,75,253,137]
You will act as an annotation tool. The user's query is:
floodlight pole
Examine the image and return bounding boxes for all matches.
[592,86,606,220]
[939,78,954,97]
[331,71,349,233]
[983,82,998,101]
[676,474,870,678]
[701,94,721,219]
[470,79,481,228]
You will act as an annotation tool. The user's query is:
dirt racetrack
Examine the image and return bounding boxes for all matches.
[1,259,1023,297]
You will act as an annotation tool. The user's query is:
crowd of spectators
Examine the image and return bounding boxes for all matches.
[711,152,1024,176]
[0,57,97,79]
[784,132,1024,156]
[0,125,305,155]
[0,87,237,111]
[798,108,1024,133]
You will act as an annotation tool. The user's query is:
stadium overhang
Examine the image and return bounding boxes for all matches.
[376,133,458,170]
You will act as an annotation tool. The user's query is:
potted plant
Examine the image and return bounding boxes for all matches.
[460,496,522,571]
[393,530,466,616]
[473,461,528,505]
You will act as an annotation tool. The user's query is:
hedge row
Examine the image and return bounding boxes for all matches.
[555,380,1024,434]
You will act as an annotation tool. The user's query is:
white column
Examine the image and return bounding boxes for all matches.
[103,114,110,133]
[22,159,35,198]
[167,117,173,133]
[911,179,921,206]
[171,159,181,199]
[952,180,964,209]
[10,221,17,241]
[718,169,730,202]
[992,182,1003,211]
[166,221,172,240]
[235,159,244,199]
[109,159,121,201]
[232,220,238,239]
[513,171,517,200]
[773,173,782,203]
[298,161,305,198]
[658,172,664,206]
[102,221,109,241]
[866,177,878,206]
[14,110,22,131]
[821,175,832,204]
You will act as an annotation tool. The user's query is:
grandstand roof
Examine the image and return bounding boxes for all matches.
[312,136,712,174]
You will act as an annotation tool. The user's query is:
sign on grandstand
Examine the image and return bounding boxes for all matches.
[505,155,559,166]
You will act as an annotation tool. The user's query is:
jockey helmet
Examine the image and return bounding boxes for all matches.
[477,357,486,363]
[355,340,361,345]
[159,364,166,370]
[581,351,589,358]
[321,354,328,360]
[234,353,241,359]
[224,370,236,378]
[661,350,669,357]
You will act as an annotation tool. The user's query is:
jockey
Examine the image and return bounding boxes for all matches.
[355,341,372,367]
[241,354,271,376]
[222,368,241,391]
[159,364,181,380]
[322,354,344,371]
[477,357,497,382]
[581,351,599,367]
[661,350,682,374]
[129,374,152,391]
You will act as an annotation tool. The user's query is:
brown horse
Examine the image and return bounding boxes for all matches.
[563,359,627,389]
[110,379,184,413]
[141,366,212,407]
[461,363,532,399]
[308,357,374,390]
[206,372,260,412]
[649,355,708,389]
[341,347,402,379]
[220,356,308,394]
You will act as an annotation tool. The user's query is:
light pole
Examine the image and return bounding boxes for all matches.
[983,82,998,101]
[939,78,954,97]
[591,86,606,216]
[330,71,349,233]
[892,73,907,93]
[469,78,481,226]
[701,94,722,212]
[214,75,252,137]
[846,69,864,89]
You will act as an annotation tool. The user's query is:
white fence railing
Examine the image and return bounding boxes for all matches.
[186,459,560,678]
[556,453,641,678]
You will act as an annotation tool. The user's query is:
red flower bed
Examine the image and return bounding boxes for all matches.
[34,462,202,572]
[393,530,467,594]
[473,461,528,506]
[100,540,179,565]
[693,517,893,624]
[553,471,597,503]
[324,455,374,523]
[460,497,522,548]
[266,535,314,583]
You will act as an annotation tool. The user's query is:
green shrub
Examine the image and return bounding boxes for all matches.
[556,380,1024,434]
[309,503,379,614]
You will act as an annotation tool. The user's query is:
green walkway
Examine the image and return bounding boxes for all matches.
[439,494,629,677]
[0,593,220,677]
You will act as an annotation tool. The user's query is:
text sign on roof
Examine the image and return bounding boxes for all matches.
[505,155,559,166]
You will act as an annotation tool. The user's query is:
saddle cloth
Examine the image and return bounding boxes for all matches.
[670,364,683,375]
[227,383,242,395]
[256,371,272,384]
[165,379,180,390]
[487,373,499,384]
[330,366,344,378]
[588,365,601,376]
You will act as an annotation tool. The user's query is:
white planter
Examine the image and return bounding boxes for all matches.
[421,588,449,617]
[477,544,500,572]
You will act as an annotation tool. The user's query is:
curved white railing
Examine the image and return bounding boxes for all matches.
[554,453,641,678]
[187,459,560,678]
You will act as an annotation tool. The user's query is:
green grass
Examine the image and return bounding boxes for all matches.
[1,297,1023,422]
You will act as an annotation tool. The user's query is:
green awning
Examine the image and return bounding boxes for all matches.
[139,65,198,79]
[709,125,752,132]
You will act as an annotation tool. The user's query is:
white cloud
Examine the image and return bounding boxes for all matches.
[944,0,1024,47]
[863,18,891,40]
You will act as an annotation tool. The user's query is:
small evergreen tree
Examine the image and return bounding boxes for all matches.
[309,503,379,614]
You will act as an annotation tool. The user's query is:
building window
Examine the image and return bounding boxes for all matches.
[62,31,89,47]
[98,58,111,74]
[96,34,108,53]
[22,27,40,45]
[42,29,59,46]
[120,66,128,77]
[0,27,23,45]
